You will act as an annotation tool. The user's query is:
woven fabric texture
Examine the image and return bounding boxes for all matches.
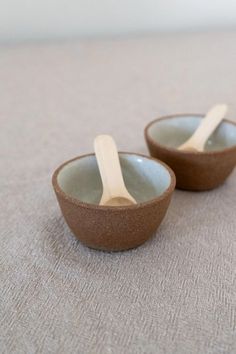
[1,32,236,354]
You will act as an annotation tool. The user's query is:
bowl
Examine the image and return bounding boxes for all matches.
[145,114,236,191]
[52,152,176,251]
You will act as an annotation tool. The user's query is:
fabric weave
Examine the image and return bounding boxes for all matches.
[1,32,236,354]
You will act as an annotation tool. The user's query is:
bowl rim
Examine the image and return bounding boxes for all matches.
[52,152,176,211]
[144,114,236,156]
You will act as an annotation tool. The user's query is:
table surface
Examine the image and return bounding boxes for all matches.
[1,31,236,354]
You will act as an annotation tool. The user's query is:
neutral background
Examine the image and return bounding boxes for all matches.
[1,31,236,354]
[1,0,236,43]
[1,0,236,353]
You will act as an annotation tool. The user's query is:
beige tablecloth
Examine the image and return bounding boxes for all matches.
[1,32,236,354]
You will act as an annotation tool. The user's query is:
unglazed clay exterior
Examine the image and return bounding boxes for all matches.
[145,115,236,191]
[52,153,176,251]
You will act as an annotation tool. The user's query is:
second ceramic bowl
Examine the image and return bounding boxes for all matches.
[52,153,176,251]
[145,114,236,191]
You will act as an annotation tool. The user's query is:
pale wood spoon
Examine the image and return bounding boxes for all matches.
[94,135,137,206]
[178,104,228,152]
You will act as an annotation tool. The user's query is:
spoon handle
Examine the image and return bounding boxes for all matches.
[94,135,127,200]
[179,104,228,151]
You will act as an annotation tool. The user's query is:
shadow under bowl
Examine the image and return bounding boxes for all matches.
[52,152,176,251]
[145,114,236,191]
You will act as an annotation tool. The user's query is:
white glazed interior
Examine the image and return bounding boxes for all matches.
[57,154,172,205]
[148,116,236,151]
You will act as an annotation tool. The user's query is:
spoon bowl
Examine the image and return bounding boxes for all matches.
[178,104,227,152]
[102,197,135,207]
[94,135,137,206]
[145,114,236,191]
[52,153,176,251]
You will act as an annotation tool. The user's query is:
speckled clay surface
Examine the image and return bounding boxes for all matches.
[145,115,236,191]
[52,153,176,251]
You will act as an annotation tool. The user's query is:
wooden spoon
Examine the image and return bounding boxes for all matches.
[94,135,137,206]
[178,104,228,152]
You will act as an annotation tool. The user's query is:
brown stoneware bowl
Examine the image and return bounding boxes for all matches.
[52,152,176,251]
[145,114,236,191]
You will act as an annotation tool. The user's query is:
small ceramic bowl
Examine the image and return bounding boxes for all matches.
[145,114,236,191]
[52,153,176,251]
